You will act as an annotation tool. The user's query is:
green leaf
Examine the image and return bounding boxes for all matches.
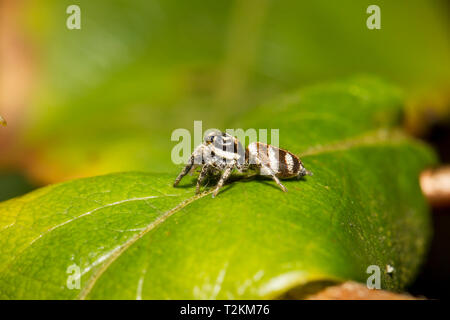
[0,78,436,299]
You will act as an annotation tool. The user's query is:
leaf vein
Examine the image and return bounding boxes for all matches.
[78,190,213,299]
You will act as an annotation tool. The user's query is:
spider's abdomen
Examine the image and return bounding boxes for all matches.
[247,142,303,178]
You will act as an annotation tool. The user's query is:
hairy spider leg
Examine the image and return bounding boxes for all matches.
[261,163,288,192]
[212,160,237,198]
[196,164,211,194]
[248,146,288,192]
[173,154,195,186]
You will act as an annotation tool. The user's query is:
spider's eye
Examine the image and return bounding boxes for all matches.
[205,134,215,144]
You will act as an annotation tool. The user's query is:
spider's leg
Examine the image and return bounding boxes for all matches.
[173,154,195,187]
[196,164,211,194]
[212,162,236,198]
[261,164,287,192]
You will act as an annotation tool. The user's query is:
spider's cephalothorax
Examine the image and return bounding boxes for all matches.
[173,131,312,197]
[173,130,247,197]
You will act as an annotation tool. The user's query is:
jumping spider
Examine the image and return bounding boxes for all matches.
[173,130,312,197]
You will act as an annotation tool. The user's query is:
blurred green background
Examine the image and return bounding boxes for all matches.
[0,0,449,188]
[0,0,449,298]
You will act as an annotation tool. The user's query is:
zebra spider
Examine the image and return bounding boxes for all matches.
[173,130,312,197]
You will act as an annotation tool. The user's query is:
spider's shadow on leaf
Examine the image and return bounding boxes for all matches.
[175,172,306,195]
